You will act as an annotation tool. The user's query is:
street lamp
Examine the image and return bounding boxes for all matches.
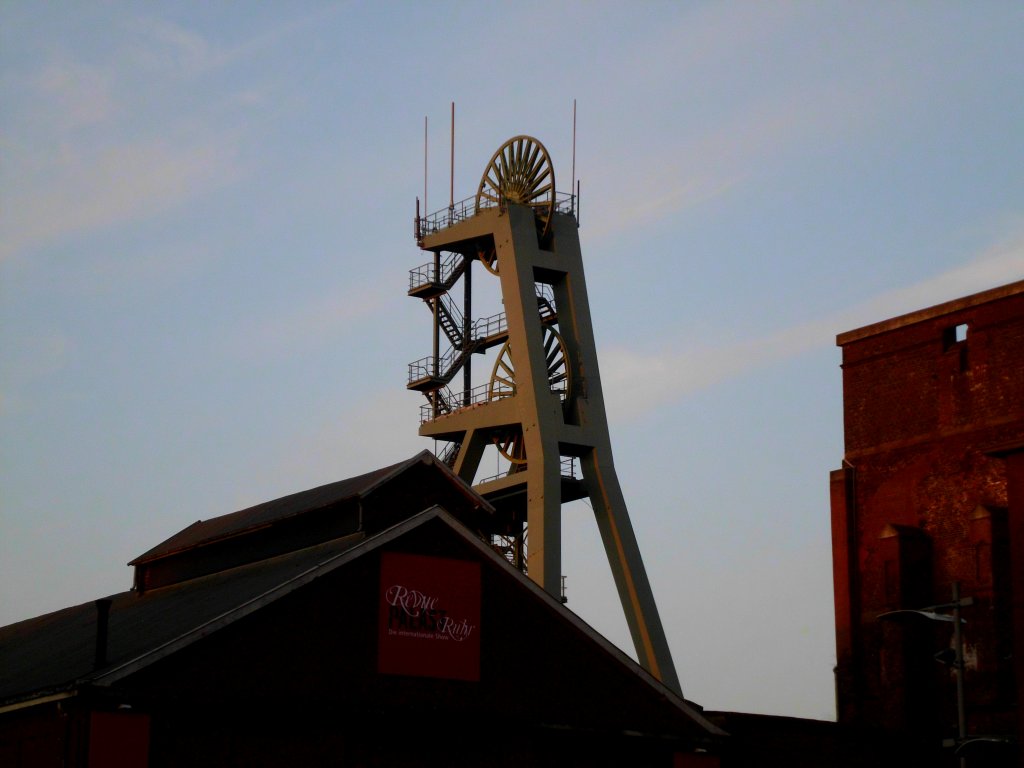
[878,582,973,766]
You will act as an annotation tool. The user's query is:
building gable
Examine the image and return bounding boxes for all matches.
[129,451,493,591]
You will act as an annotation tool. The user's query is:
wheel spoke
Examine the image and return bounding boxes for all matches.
[525,149,547,176]
[524,156,547,190]
[496,155,509,190]
[495,429,527,465]
[529,181,552,201]
[544,336,558,359]
[543,327,571,397]
[524,143,541,177]
[514,139,526,172]
[506,146,518,183]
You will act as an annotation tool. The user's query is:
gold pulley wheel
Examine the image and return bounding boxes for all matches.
[475,135,556,240]
[493,430,527,467]
[478,244,499,276]
[488,339,516,401]
[487,325,571,470]
[486,326,571,403]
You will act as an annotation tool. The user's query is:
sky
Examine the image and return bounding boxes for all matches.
[2,2,1022,721]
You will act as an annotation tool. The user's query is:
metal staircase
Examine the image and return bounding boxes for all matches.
[407,289,558,400]
[438,440,461,468]
[435,294,465,348]
[408,251,469,299]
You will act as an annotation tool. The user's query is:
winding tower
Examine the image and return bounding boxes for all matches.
[408,136,681,693]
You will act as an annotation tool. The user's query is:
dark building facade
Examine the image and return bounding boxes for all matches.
[830,280,1024,762]
[0,452,723,767]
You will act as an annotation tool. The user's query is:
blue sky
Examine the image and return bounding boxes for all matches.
[2,2,1022,720]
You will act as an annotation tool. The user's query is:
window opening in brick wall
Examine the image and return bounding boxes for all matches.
[943,322,968,351]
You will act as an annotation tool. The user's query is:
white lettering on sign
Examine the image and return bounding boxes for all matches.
[385,585,439,617]
[384,584,476,641]
[437,615,474,641]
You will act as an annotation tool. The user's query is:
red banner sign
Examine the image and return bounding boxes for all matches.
[378,552,481,681]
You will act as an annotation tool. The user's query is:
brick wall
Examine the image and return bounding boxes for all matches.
[840,288,1024,454]
[831,282,1024,746]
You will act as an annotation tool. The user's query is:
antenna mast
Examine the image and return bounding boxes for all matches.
[450,102,455,212]
[571,99,577,216]
[423,116,429,217]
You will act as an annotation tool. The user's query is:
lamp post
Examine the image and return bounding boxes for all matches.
[951,581,968,758]
[878,582,973,766]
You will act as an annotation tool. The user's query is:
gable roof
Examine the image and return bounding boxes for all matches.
[0,506,722,741]
[130,450,490,566]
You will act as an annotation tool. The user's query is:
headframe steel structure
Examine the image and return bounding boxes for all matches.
[408,136,681,694]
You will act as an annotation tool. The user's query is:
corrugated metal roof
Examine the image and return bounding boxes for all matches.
[129,450,482,566]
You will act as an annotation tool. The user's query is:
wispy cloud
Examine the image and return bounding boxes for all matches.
[0,8,338,264]
[584,72,903,242]
[122,8,343,80]
[838,231,1024,328]
[0,17,242,263]
[121,16,218,78]
[0,5,347,265]
[230,279,397,363]
[601,231,1024,421]
[32,60,120,128]
[0,135,239,262]
[579,5,945,242]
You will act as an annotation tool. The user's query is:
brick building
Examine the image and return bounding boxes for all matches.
[830,280,1024,763]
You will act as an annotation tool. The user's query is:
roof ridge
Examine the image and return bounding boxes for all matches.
[129,453,433,566]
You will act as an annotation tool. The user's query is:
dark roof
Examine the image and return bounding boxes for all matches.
[1,507,723,742]
[0,530,367,706]
[130,450,486,565]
